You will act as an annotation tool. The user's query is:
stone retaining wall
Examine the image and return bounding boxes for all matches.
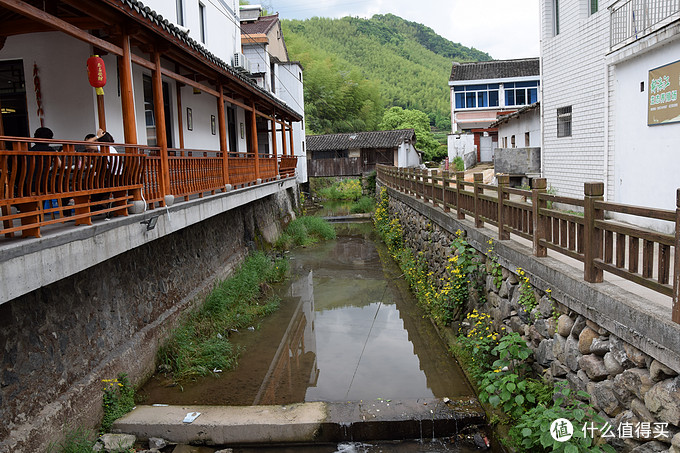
[0,188,298,453]
[381,183,680,453]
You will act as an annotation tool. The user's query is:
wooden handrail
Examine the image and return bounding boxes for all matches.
[376,164,680,323]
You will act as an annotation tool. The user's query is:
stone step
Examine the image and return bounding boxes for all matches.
[112,398,485,446]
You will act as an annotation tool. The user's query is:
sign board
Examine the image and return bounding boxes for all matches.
[648,60,680,126]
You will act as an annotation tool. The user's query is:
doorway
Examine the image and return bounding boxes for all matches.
[142,74,173,147]
[0,60,29,137]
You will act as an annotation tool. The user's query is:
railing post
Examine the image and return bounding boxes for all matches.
[431,169,438,207]
[497,174,510,240]
[584,182,604,283]
[532,178,547,256]
[442,171,450,212]
[673,189,680,323]
[456,171,465,220]
[474,172,483,228]
[422,169,428,202]
[415,169,421,199]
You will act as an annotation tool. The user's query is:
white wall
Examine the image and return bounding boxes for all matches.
[497,110,541,148]
[612,40,680,231]
[541,0,611,198]
[276,63,307,182]
[448,133,475,160]
[0,33,99,141]
[397,143,420,167]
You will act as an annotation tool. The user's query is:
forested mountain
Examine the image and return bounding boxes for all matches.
[281,14,491,134]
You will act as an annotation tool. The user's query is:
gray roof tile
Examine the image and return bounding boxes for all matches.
[450,58,540,82]
[307,130,416,152]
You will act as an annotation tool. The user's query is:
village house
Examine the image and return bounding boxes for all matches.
[240,5,307,183]
[448,58,540,163]
[307,129,420,178]
[540,0,680,231]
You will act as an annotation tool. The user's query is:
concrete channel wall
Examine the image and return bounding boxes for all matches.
[379,183,680,451]
[0,184,299,453]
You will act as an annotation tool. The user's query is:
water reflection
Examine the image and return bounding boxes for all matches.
[139,223,472,405]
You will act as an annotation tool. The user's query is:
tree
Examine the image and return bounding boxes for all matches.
[379,107,446,162]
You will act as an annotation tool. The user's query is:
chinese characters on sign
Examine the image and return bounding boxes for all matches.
[648,59,680,126]
[582,421,669,440]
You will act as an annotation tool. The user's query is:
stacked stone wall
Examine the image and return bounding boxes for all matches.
[383,186,680,452]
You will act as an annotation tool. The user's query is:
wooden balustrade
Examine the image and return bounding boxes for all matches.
[279,156,297,179]
[376,164,680,322]
[1,137,146,238]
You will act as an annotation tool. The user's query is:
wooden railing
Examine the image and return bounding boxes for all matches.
[1,137,146,238]
[2,136,299,238]
[377,165,680,323]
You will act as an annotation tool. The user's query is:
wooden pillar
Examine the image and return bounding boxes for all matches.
[473,173,484,228]
[251,100,260,181]
[152,51,170,198]
[288,120,295,156]
[118,33,137,144]
[430,169,438,207]
[96,94,106,132]
[281,121,288,157]
[271,113,278,176]
[532,178,548,256]
[217,84,229,187]
[584,182,604,283]
[456,171,465,220]
[497,174,510,240]
[673,189,680,323]
[442,171,450,212]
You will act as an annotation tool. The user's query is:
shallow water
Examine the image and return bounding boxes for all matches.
[139,222,473,406]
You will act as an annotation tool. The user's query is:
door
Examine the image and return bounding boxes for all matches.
[142,75,173,147]
[480,135,493,162]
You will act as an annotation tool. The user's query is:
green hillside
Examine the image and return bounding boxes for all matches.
[281,14,491,134]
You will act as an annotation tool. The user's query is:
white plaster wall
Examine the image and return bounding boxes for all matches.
[0,33,98,140]
[143,0,241,65]
[179,85,221,151]
[612,41,680,232]
[497,110,541,148]
[276,63,307,182]
[541,0,612,198]
[397,143,420,167]
[448,134,475,160]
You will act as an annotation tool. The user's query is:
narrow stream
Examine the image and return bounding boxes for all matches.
[139,221,485,451]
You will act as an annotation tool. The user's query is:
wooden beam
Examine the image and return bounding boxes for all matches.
[160,67,219,97]
[0,0,122,55]
[218,84,229,185]
[0,17,107,37]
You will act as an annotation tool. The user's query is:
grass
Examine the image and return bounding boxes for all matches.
[158,251,288,381]
[317,178,362,200]
[275,216,336,250]
[47,428,96,453]
[350,196,375,214]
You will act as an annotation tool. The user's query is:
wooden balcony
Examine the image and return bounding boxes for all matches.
[1,137,297,239]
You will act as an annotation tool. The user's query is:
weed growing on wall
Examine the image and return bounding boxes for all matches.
[100,374,135,433]
[516,267,537,318]
[47,427,96,453]
[486,239,503,291]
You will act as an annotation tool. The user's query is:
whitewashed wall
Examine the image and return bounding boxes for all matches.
[275,63,307,183]
[540,0,611,198]
[497,109,541,148]
[397,143,420,167]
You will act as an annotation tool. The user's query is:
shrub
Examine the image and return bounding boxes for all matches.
[350,196,375,213]
[453,156,465,171]
[275,216,336,250]
[101,373,135,433]
[317,178,362,200]
[47,427,96,453]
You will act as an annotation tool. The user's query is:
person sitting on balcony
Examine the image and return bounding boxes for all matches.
[29,127,63,216]
[88,129,122,213]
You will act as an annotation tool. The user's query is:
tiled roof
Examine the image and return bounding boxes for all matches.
[241,14,279,35]
[450,58,540,82]
[307,130,416,152]
[489,102,540,128]
[109,0,301,119]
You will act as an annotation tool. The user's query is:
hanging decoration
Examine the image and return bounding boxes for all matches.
[33,62,44,127]
[86,55,107,95]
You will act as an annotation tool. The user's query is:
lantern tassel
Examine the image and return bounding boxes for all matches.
[95,87,104,96]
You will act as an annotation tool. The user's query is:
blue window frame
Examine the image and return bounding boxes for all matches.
[454,84,500,109]
[504,80,539,106]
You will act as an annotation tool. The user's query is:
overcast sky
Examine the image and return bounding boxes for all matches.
[268,0,540,60]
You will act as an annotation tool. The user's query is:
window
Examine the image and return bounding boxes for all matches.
[511,135,516,148]
[504,81,539,107]
[553,0,560,35]
[198,2,206,43]
[525,132,530,146]
[454,84,500,109]
[590,0,598,15]
[557,106,572,137]
[176,0,184,26]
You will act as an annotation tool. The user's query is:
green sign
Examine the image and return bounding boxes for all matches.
[648,59,680,126]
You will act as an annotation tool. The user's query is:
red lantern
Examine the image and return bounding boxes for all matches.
[87,55,107,95]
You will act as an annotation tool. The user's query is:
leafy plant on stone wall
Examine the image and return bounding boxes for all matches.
[516,267,537,318]
[486,239,503,291]
[101,374,135,433]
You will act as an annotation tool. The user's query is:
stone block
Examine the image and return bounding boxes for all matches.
[604,352,625,377]
[557,314,574,337]
[551,359,569,378]
[620,368,655,401]
[553,333,567,363]
[498,281,508,298]
[570,315,586,338]
[645,377,680,426]
[537,294,554,319]
[507,273,519,285]
[564,336,581,372]
[630,398,656,426]
[586,380,621,417]
[590,338,610,356]
[650,360,678,382]
[578,326,599,354]
[579,354,609,381]
[624,343,649,368]
[99,434,136,452]
[629,441,668,452]
[536,339,555,367]
[609,336,635,370]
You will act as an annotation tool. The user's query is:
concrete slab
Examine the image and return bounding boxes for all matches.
[112,398,485,446]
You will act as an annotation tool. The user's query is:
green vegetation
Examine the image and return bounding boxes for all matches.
[516,267,538,319]
[350,196,375,214]
[101,374,135,433]
[317,178,362,200]
[158,252,288,381]
[379,106,445,161]
[47,427,96,453]
[275,216,337,250]
[453,156,465,171]
[282,14,491,134]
